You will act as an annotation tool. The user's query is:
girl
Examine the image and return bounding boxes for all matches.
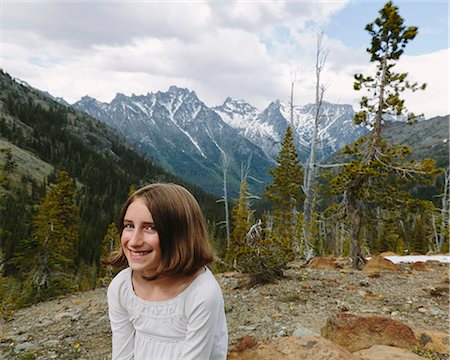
[106,183,228,360]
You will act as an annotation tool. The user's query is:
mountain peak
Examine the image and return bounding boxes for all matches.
[112,93,128,102]
[167,85,192,96]
[80,95,96,101]
[218,97,259,114]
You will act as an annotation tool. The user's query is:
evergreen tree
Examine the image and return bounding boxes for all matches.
[0,148,17,174]
[15,171,80,304]
[97,222,120,286]
[226,178,251,267]
[330,1,440,268]
[265,125,304,257]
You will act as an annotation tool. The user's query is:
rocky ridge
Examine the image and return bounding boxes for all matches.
[0,259,448,359]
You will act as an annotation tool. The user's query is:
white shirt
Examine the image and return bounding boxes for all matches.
[107,267,228,360]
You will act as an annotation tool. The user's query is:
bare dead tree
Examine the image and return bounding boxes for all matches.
[303,32,328,246]
[437,168,450,252]
[289,71,296,128]
[217,152,230,247]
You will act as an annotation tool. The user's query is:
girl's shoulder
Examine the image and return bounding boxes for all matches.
[107,267,132,298]
[184,267,223,306]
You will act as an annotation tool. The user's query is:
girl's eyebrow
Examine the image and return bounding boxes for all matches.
[123,219,155,225]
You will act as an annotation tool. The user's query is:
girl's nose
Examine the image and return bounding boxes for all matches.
[128,229,143,246]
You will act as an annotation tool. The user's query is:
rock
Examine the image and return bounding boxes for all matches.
[363,255,400,274]
[307,256,337,269]
[14,342,38,352]
[429,285,449,297]
[354,345,428,359]
[292,326,318,337]
[54,311,77,321]
[320,313,418,352]
[416,330,450,354]
[10,334,28,343]
[428,307,442,317]
[1,263,448,360]
[410,262,433,272]
[230,335,258,352]
[262,315,272,323]
[43,339,60,347]
[227,336,359,360]
[359,279,370,287]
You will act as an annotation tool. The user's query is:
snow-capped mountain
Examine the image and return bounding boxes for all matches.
[73,86,368,196]
[73,87,274,196]
[214,99,368,163]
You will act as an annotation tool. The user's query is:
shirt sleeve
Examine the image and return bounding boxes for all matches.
[180,278,226,360]
[107,274,135,360]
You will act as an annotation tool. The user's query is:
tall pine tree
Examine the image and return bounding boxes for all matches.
[16,171,80,304]
[330,1,439,268]
[265,125,304,258]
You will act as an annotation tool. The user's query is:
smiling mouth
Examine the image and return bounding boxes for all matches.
[130,250,153,257]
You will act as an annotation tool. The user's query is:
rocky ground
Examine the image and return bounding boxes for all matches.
[0,259,448,359]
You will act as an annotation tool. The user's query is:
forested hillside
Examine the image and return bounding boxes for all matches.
[0,70,224,311]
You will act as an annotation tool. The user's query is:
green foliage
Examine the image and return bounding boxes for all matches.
[0,147,17,174]
[226,179,252,266]
[78,260,97,292]
[327,2,442,267]
[265,126,304,208]
[265,126,304,258]
[0,272,21,318]
[14,171,80,305]
[0,69,225,306]
[221,126,306,281]
[222,126,305,283]
[225,179,284,283]
[238,216,291,284]
[411,347,440,360]
[354,0,425,125]
[97,222,120,287]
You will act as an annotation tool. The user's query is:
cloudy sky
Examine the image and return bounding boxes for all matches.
[1,0,449,118]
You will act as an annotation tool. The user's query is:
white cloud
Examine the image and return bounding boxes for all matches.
[1,0,447,118]
[397,49,450,118]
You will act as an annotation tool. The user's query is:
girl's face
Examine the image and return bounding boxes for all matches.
[121,197,161,277]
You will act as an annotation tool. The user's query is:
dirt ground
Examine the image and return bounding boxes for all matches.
[0,260,448,359]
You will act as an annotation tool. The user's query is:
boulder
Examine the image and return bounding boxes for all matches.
[416,330,450,355]
[307,257,338,269]
[363,255,400,274]
[354,345,428,359]
[229,336,258,352]
[410,262,433,272]
[320,313,418,352]
[227,336,359,360]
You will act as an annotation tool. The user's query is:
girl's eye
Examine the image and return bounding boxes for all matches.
[144,225,157,232]
[124,224,134,229]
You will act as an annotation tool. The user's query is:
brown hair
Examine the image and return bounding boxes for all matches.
[106,183,214,278]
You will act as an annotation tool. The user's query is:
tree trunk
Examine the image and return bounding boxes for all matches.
[303,32,326,249]
[348,190,364,269]
[439,168,449,252]
[220,153,230,247]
